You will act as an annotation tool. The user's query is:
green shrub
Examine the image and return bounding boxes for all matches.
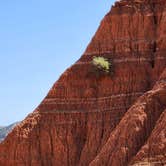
[92,56,111,73]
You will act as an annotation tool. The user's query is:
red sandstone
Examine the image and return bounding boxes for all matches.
[0,0,166,165]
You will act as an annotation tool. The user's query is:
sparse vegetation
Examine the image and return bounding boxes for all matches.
[92,56,111,73]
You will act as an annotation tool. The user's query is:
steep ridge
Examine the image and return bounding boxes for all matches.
[89,68,166,166]
[130,109,166,165]
[0,0,166,165]
[129,69,166,165]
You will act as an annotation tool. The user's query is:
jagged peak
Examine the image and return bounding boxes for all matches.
[110,0,166,15]
[114,0,165,6]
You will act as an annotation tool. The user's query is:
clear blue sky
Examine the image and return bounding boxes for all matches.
[0,0,115,125]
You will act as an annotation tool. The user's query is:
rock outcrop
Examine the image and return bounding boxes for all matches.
[0,0,166,165]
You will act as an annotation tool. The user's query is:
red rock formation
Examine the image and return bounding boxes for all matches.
[90,69,166,166]
[0,0,166,165]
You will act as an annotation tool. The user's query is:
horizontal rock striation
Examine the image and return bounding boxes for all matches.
[0,0,166,165]
[89,68,166,166]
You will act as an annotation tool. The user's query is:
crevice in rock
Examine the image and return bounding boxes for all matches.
[151,41,157,68]
[150,1,158,69]
[151,2,158,26]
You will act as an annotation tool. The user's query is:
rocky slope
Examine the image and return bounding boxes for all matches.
[0,0,166,165]
[0,123,19,142]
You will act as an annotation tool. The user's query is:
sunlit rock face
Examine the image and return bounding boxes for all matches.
[0,0,166,165]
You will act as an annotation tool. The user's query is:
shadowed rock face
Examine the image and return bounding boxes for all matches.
[0,0,166,165]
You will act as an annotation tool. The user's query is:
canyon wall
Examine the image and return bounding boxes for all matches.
[0,0,166,165]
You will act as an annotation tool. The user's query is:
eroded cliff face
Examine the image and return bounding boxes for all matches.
[0,0,166,165]
[90,69,166,166]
